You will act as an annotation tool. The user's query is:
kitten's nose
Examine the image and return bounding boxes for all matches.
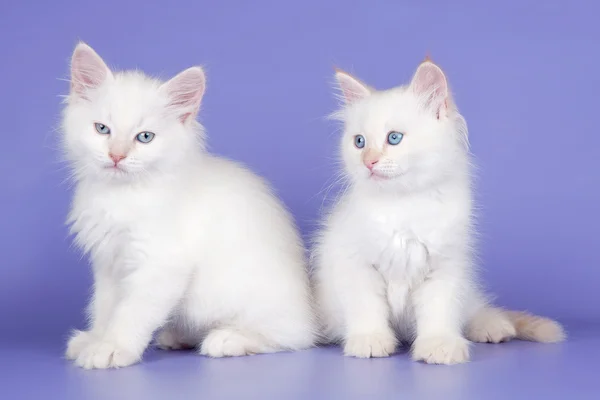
[109,153,127,165]
[362,149,381,170]
[364,159,379,170]
[363,157,379,170]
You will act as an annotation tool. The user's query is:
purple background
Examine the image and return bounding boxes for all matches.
[1,1,599,399]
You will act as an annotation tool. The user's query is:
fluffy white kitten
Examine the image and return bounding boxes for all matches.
[62,43,315,369]
[312,59,565,364]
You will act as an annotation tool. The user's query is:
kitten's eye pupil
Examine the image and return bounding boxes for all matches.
[354,135,366,149]
[387,131,404,145]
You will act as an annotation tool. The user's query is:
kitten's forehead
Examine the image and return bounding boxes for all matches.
[101,72,166,124]
[347,87,419,135]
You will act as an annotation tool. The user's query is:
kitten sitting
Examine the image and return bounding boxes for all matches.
[312,59,565,364]
[62,43,315,369]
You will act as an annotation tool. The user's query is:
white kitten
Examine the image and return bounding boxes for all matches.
[312,60,565,364]
[62,43,315,369]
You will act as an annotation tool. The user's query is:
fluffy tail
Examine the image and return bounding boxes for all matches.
[466,307,566,344]
[504,310,566,343]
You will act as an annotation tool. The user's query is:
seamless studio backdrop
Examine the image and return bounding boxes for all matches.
[0,0,598,389]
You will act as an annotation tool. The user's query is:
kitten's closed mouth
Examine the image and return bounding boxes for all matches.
[104,165,127,173]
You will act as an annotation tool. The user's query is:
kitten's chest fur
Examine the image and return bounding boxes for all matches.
[347,190,455,316]
[68,181,168,268]
[352,190,450,283]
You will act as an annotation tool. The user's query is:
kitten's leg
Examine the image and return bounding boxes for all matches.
[466,306,565,343]
[464,291,517,343]
[411,267,470,365]
[466,307,516,343]
[74,259,188,369]
[200,328,278,357]
[317,254,396,358]
[66,260,116,360]
[198,304,314,357]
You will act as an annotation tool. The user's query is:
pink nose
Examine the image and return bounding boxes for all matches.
[364,158,379,170]
[109,153,126,164]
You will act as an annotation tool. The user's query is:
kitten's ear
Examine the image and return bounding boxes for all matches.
[335,69,372,105]
[161,67,206,123]
[70,42,112,99]
[410,60,449,119]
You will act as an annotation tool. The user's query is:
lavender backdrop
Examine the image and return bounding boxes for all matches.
[1,0,598,347]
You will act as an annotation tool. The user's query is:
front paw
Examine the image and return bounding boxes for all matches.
[66,330,95,360]
[344,332,397,358]
[74,340,141,369]
[412,335,470,365]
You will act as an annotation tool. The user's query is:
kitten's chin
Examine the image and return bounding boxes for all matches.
[369,171,399,181]
[369,173,390,182]
[357,170,408,190]
[97,164,137,181]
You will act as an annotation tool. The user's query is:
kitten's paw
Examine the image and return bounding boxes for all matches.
[74,340,140,369]
[200,328,268,357]
[66,330,95,360]
[343,332,397,358]
[155,329,195,350]
[412,335,470,365]
[466,310,516,344]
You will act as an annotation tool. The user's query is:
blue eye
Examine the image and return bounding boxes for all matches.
[136,131,155,143]
[354,135,366,149]
[94,123,110,135]
[387,131,404,145]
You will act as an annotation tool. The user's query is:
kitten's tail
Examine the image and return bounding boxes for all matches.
[467,307,566,343]
[504,310,566,343]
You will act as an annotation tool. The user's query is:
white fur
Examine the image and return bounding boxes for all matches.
[62,43,315,369]
[312,61,565,365]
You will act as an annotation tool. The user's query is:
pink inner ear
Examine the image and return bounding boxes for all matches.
[168,90,198,123]
[169,89,200,108]
[336,71,371,104]
[71,44,110,99]
[163,67,206,123]
[411,62,448,118]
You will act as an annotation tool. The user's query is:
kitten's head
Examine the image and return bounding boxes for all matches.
[333,59,469,193]
[62,42,206,183]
